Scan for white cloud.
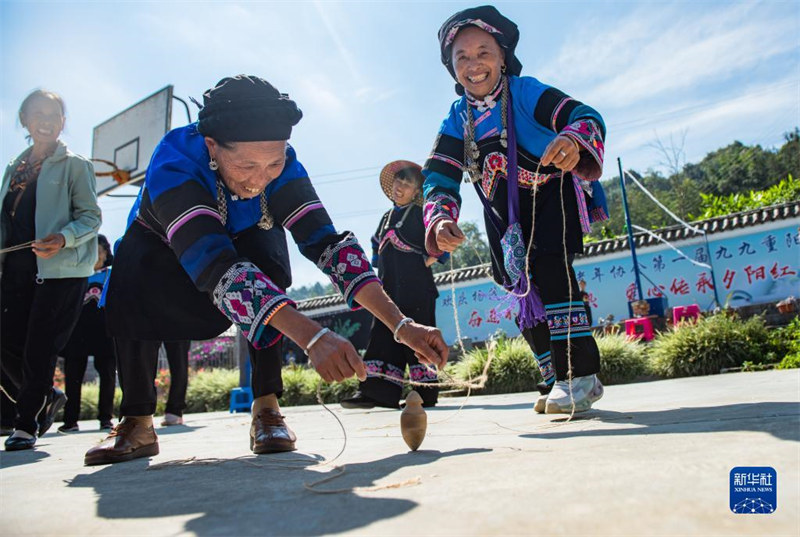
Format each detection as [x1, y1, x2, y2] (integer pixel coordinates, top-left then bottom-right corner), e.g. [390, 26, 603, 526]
[540, 2, 798, 108]
[604, 78, 799, 177]
[313, 0, 365, 87]
[294, 75, 346, 116]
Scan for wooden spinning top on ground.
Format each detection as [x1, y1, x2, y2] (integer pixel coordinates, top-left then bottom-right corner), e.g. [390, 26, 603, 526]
[400, 391, 427, 451]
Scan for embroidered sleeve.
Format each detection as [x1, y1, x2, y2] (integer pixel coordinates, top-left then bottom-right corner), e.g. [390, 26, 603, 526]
[531, 85, 605, 136]
[316, 232, 380, 308]
[212, 261, 294, 349]
[528, 82, 606, 181]
[560, 119, 605, 181]
[422, 191, 461, 257]
[422, 104, 468, 257]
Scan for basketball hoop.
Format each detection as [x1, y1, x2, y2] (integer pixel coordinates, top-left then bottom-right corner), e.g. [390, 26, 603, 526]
[91, 158, 132, 186]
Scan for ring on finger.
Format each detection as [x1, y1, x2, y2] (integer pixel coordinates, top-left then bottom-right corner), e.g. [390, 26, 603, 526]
[558, 149, 567, 158]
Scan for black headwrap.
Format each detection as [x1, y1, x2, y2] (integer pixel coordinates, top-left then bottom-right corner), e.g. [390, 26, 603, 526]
[97, 234, 113, 267]
[197, 75, 303, 142]
[438, 6, 522, 95]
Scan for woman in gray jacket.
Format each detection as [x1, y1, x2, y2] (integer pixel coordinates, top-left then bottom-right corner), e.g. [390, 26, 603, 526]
[1, 89, 101, 451]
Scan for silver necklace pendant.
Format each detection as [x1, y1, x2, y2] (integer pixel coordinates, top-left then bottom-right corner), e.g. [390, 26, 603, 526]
[464, 162, 481, 183]
[257, 215, 273, 230]
[470, 141, 480, 161]
[257, 191, 273, 230]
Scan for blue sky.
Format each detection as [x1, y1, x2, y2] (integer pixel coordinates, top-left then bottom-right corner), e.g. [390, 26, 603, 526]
[2, 0, 798, 287]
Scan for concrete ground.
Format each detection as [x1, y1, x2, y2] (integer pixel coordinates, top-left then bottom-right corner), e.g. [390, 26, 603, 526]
[1, 369, 798, 537]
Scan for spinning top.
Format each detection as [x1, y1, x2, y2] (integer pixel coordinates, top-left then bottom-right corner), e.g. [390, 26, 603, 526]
[400, 390, 427, 451]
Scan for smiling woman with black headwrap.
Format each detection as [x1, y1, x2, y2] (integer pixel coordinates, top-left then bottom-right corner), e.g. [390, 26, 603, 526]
[87, 75, 448, 466]
[424, 6, 610, 415]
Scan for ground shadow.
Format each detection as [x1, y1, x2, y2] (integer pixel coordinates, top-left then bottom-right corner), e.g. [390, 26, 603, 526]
[48, 429, 112, 437]
[150, 424, 205, 436]
[0, 447, 50, 469]
[519, 402, 799, 442]
[67, 447, 488, 536]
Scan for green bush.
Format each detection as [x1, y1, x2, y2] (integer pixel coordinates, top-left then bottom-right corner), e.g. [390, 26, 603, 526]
[649, 313, 776, 378]
[777, 354, 800, 370]
[280, 364, 358, 406]
[449, 333, 655, 392]
[447, 336, 542, 395]
[697, 175, 800, 220]
[57, 315, 797, 419]
[184, 369, 239, 413]
[54, 382, 123, 422]
[490, 337, 543, 393]
[775, 317, 800, 369]
[596, 333, 651, 385]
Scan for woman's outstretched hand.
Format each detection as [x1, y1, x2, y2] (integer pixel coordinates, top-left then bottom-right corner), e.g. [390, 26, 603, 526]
[395, 322, 449, 369]
[541, 135, 581, 172]
[306, 330, 368, 383]
[434, 220, 465, 252]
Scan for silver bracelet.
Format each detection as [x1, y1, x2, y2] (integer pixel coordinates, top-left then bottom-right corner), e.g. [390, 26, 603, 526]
[305, 327, 330, 356]
[393, 317, 414, 343]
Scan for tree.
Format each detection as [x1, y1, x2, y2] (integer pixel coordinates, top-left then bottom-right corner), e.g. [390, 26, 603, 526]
[691, 141, 778, 196]
[287, 281, 335, 301]
[586, 129, 799, 241]
[776, 128, 800, 181]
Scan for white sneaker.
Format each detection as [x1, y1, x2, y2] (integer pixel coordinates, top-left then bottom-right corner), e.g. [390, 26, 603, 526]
[545, 374, 603, 414]
[534, 394, 548, 414]
[160, 413, 184, 426]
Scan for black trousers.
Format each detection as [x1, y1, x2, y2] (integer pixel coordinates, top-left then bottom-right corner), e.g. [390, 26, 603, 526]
[162, 340, 189, 416]
[62, 301, 118, 424]
[0, 271, 87, 435]
[62, 350, 116, 424]
[1, 369, 16, 428]
[360, 296, 438, 407]
[115, 338, 283, 416]
[518, 254, 600, 383]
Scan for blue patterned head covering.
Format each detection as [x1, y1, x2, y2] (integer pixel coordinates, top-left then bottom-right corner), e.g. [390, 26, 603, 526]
[438, 6, 523, 95]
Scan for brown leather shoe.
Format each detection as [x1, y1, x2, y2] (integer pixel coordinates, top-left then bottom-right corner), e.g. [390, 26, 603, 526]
[84, 416, 159, 466]
[250, 409, 296, 454]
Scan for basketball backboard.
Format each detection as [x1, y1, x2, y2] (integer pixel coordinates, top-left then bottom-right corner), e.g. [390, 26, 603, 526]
[92, 85, 173, 196]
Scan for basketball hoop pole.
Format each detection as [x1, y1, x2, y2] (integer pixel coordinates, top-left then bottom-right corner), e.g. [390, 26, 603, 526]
[172, 95, 192, 124]
[619, 157, 644, 301]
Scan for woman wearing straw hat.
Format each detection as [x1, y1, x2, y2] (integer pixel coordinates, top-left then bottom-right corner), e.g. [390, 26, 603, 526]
[85, 76, 448, 466]
[341, 161, 445, 409]
[424, 6, 609, 414]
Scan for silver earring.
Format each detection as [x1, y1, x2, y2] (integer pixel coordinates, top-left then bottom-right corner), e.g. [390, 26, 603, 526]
[209, 158, 219, 171]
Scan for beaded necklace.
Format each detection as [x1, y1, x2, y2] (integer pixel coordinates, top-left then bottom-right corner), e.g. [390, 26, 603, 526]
[215, 179, 274, 231]
[462, 75, 508, 184]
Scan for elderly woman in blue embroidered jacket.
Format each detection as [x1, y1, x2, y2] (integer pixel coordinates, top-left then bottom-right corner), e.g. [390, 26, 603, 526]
[423, 7, 608, 414]
[85, 75, 448, 466]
